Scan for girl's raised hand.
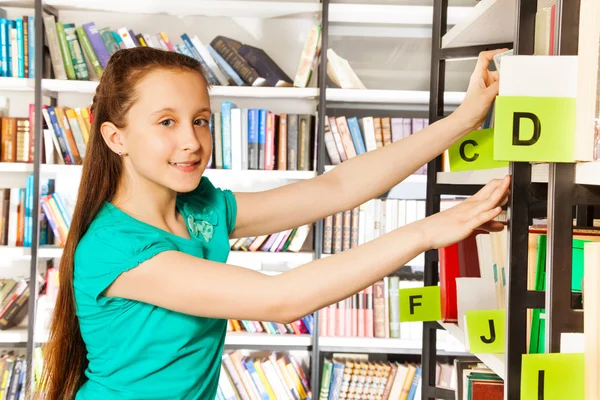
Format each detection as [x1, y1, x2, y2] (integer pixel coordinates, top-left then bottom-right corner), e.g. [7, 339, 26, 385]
[420, 175, 511, 250]
[453, 48, 508, 132]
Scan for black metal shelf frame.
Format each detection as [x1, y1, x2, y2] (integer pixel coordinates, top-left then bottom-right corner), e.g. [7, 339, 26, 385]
[422, 0, 592, 399]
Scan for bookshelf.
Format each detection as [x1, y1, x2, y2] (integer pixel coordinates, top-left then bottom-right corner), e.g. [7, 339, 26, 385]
[422, 0, 597, 399]
[1, 0, 474, 395]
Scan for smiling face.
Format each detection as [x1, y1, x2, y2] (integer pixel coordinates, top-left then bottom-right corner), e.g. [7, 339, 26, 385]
[117, 68, 213, 194]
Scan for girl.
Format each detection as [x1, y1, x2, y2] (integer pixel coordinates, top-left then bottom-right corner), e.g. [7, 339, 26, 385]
[40, 46, 509, 400]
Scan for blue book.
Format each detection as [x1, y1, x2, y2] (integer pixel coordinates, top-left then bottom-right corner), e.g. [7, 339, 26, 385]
[243, 360, 270, 400]
[39, 179, 49, 246]
[6, 20, 14, 77]
[207, 44, 246, 87]
[347, 117, 367, 155]
[247, 109, 259, 169]
[220, 101, 235, 169]
[15, 18, 24, 78]
[180, 33, 219, 86]
[407, 366, 421, 400]
[24, 174, 33, 247]
[27, 15, 34, 78]
[257, 109, 267, 170]
[52, 192, 72, 227]
[0, 19, 7, 77]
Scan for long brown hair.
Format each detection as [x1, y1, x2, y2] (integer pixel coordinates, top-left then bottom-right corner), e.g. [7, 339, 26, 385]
[38, 47, 208, 400]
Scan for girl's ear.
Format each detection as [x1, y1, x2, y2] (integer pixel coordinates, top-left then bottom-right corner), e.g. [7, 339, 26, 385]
[100, 122, 127, 156]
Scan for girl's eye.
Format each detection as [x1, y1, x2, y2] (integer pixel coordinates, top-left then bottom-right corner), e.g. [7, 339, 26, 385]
[160, 119, 175, 127]
[194, 118, 209, 127]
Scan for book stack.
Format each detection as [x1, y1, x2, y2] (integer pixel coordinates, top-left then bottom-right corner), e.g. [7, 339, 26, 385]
[319, 276, 423, 341]
[219, 351, 311, 400]
[42, 15, 320, 88]
[0, 14, 35, 78]
[322, 199, 426, 263]
[0, 176, 59, 248]
[320, 354, 422, 400]
[227, 315, 312, 337]
[229, 225, 311, 254]
[1, 109, 34, 164]
[209, 105, 316, 171]
[324, 116, 429, 175]
[0, 278, 29, 331]
[0, 351, 26, 399]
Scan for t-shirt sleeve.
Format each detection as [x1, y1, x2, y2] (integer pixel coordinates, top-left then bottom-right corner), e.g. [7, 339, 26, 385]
[74, 225, 178, 305]
[190, 176, 238, 235]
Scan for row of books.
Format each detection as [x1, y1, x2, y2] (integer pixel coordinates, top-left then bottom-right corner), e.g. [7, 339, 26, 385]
[42, 15, 320, 88]
[324, 116, 429, 175]
[0, 104, 92, 166]
[320, 355, 421, 400]
[0, 278, 29, 331]
[229, 225, 311, 254]
[0, 351, 25, 400]
[0, 177, 62, 248]
[220, 351, 311, 400]
[208, 105, 316, 172]
[0, 14, 35, 79]
[323, 199, 426, 267]
[226, 314, 313, 337]
[319, 278, 423, 341]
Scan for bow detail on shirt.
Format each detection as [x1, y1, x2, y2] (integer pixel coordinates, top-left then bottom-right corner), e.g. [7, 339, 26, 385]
[182, 203, 218, 243]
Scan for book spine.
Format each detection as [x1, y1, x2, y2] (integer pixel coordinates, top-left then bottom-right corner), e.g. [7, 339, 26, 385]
[99, 28, 120, 55]
[15, 18, 24, 78]
[82, 22, 110, 68]
[55, 22, 76, 80]
[257, 109, 267, 170]
[27, 15, 34, 78]
[247, 109, 259, 169]
[64, 25, 89, 80]
[180, 33, 219, 86]
[22, 17, 28, 78]
[0, 19, 7, 77]
[287, 114, 298, 170]
[207, 44, 246, 86]
[264, 112, 275, 170]
[221, 102, 233, 169]
[210, 36, 261, 86]
[76, 27, 103, 78]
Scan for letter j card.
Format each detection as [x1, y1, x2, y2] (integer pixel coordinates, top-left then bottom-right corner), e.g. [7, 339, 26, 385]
[465, 309, 505, 354]
[399, 286, 441, 322]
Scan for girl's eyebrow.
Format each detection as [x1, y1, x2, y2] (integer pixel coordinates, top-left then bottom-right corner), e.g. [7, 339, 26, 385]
[150, 107, 212, 116]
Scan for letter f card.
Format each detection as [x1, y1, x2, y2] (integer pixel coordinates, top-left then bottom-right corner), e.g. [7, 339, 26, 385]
[399, 286, 441, 322]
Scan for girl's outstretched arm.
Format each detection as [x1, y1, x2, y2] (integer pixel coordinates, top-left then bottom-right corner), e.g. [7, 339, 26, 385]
[106, 176, 509, 323]
[230, 49, 505, 239]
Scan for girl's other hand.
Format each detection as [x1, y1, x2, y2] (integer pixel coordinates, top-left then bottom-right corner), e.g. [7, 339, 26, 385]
[421, 175, 511, 250]
[453, 48, 508, 132]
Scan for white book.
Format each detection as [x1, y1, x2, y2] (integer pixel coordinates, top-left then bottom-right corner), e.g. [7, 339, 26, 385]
[191, 35, 230, 86]
[241, 108, 248, 170]
[230, 108, 243, 171]
[359, 117, 377, 152]
[116, 28, 137, 49]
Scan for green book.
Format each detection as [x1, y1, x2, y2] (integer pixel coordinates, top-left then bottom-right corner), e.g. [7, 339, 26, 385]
[55, 22, 76, 80]
[63, 23, 89, 80]
[75, 26, 103, 78]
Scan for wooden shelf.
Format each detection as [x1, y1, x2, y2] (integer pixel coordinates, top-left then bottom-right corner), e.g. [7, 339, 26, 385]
[0, 77, 34, 92]
[41, 78, 319, 99]
[326, 88, 465, 105]
[441, 0, 555, 49]
[224, 332, 312, 348]
[41, 0, 321, 18]
[438, 321, 505, 379]
[319, 336, 468, 356]
[437, 162, 600, 187]
[328, 4, 471, 25]
[0, 328, 28, 344]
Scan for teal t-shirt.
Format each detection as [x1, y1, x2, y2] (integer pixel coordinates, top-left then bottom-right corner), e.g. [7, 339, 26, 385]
[73, 177, 237, 400]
